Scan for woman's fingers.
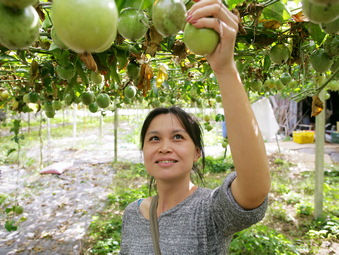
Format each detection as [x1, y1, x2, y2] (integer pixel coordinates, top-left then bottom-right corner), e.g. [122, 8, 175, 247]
[188, 1, 238, 32]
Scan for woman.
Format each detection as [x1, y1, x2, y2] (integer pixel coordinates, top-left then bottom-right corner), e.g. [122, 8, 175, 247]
[119, 0, 271, 254]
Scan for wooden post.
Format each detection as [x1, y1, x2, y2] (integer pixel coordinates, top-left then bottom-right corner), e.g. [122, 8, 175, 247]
[47, 117, 51, 162]
[314, 89, 325, 219]
[73, 104, 77, 149]
[28, 112, 30, 135]
[100, 114, 103, 138]
[114, 108, 118, 162]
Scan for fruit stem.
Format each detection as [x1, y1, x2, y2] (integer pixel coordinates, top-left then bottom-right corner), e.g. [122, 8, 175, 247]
[138, 0, 145, 11]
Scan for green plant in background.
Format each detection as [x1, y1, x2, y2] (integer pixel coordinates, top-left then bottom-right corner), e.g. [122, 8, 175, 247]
[283, 191, 302, 205]
[307, 216, 339, 239]
[296, 201, 314, 216]
[229, 224, 300, 255]
[2, 119, 27, 232]
[201, 155, 234, 173]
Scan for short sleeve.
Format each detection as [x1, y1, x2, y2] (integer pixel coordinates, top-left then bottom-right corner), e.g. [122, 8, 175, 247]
[210, 171, 268, 235]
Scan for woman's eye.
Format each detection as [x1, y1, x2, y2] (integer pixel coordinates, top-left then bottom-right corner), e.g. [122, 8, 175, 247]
[150, 136, 159, 141]
[174, 134, 183, 140]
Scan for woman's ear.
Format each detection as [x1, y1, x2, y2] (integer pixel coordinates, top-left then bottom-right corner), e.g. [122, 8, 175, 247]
[193, 147, 201, 162]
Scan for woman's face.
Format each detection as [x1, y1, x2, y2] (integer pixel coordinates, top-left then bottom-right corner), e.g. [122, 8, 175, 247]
[143, 113, 201, 182]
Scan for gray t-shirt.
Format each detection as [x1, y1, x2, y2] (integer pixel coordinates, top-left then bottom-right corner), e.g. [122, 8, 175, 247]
[119, 172, 268, 254]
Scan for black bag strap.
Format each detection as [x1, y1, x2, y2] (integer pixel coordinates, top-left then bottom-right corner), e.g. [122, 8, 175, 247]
[149, 195, 162, 255]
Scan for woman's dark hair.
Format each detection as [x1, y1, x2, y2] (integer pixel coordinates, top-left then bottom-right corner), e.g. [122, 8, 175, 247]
[140, 107, 205, 195]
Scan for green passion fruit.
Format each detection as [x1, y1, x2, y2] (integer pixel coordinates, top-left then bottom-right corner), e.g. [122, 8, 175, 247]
[280, 72, 292, 85]
[52, 100, 62, 110]
[331, 59, 339, 72]
[126, 62, 140, 81]
[328, 80, 339, 90]
[321, 17, 339, 34]
[310, 49, 333, 73]
[0, 90, 9, 100]
[302, 0, 339, 24]
[288, 79, 298, 88]
[51, 27, 68, 50]
[264, 78, 276, 89]
[56, 64, 76, 80]
[0, 0, 36, 9]
[89, 102, 99, 113]
[28, 91, 39, 103]
[184, 23, 220, 55]
[0, 4, 40, 50]
[324, 35, 339, 58]
[81, 91, 95, 105]
[269, 44, 290, 64]
[275, 79, 285, 90]
[45, 110, 56, 118]
[124, 85, 136, 99]
[96, 93, 110, 108]
[153, 0, 186, 37]
[310, 0, 339, 7]
[44, 101, 54, 111]
[90, 72, 103, 84]
[252, 80, 262, 91]
[117, 8, 149, 41]
[52, 0, 118, 53]
[15, 205, 24, 215]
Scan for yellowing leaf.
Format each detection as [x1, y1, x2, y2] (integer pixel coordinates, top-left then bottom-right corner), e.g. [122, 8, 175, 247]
[156, 64, 168, 88]
[263, 20, 281, 30]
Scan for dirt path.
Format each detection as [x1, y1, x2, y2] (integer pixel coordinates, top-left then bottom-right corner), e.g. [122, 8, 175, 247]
[1, 134, 339, 254]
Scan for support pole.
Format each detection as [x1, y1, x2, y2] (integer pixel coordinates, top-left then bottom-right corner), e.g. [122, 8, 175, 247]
[314, 89, 325, 219]
[114, 108, 118, 163]
[73, 104, 77, 149]
[100, 114, 103, 138]
[47, 117, 51, 162]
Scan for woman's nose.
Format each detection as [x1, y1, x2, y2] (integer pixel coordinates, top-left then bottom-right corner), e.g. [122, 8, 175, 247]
[158, 140, 172, 154]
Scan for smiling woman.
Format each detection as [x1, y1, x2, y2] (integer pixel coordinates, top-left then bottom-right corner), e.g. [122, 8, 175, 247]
[118, 0, 270, 254]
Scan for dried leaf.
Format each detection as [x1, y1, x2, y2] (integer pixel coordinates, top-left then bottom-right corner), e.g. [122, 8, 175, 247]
[35, 5, 45, 22]
[79, 52, 97, 73]
[145, 26, 163, 57]
[311, 95, 324, 117]
[263, 20, 281, 30]
[29, 60, 39, 86]
[292, 11, 308, 23]
[137, 64, 153, 97]
[172, 40, 189, 61]
[51, 81, 58, 99]
[232, 8, 247, 35]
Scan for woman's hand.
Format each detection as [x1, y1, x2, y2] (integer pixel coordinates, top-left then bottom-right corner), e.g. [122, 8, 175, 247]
[187, 0, 239, 75]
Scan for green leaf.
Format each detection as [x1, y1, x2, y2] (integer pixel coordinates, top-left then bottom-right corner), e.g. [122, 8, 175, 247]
[225, 0, 243, 8]
[262, 1, 291, 24]
[115, 0, 155, 12]
[5, 207, 13, 214]
[7, 148, 16, 156]
[264, 54, 271, 71]
[115, 47, 129, 71]
[5, 220, 17, 232]
[306, 23, 326, 45]
[109, 58, 122, 85]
